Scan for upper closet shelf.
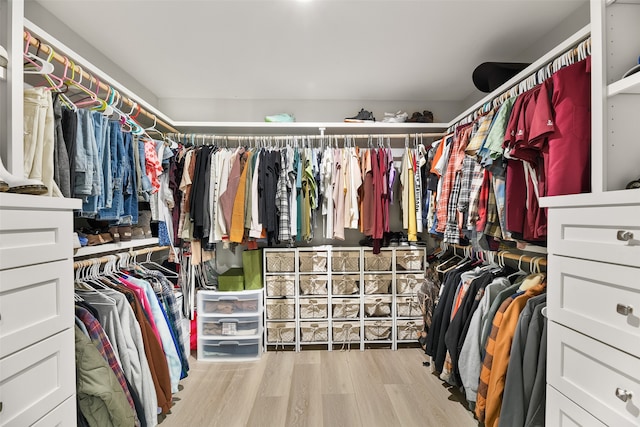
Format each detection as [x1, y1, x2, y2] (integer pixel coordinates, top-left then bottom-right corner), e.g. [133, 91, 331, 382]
[607, 71, 640, 96]
[173, 121, 449, 136]
[74, 238, 159, 258]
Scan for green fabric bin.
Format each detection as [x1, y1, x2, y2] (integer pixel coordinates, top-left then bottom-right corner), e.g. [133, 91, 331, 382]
[218, 268, 245, 291]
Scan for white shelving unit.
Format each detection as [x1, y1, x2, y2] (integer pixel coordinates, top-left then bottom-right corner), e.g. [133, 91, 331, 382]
[263, 246, 425, 352]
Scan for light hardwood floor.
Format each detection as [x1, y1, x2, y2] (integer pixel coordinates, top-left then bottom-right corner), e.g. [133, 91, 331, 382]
[158, 348, 478, 427]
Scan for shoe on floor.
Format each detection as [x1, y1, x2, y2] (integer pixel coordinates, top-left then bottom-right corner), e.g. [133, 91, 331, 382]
[0, 179, 8, 192]
[345, 108, 375, 123]
[381, 111, 408, 123]
[265, 113, 295, 123]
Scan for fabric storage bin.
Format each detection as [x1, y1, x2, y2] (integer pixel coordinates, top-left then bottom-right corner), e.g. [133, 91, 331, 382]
[363, 274, 392, 295]
[395, 250, 424, 271]
[299, 275, 328, 295]
[332, 321, 360, 343]
[364, 295, 392, 317]
[363, 251, 392, 271]
[199, 338, 261, 361]
[218, 268, 244, 291]
[299, 321, 329, 342]
[266, 322, 296, 344]
[265, 251, 295, 272]
[396, 273, 424, 294]
[299, 298, 328, 319]
[331, 274, 360, 295]
[364, 320, 392, 341]
[397, 296, 421, 317]
[265, 275, 295, 297]
[200, 316, 260, 337]
[332, 298, 360, 319]
[199, 290, 262, 316]
[397, 319, 423, 341]
[331, 251, 360, 272]
[299, 251, 328, 272]
[266, 299, 296, 320]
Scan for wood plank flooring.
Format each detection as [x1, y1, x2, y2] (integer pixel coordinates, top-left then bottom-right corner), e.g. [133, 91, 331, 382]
[158, 348, 478, 427]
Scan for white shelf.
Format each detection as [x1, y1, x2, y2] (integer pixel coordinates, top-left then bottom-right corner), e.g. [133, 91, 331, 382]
[73, 237, 159, 257]
[607, 71, 640, 96]
[173, 121, 449, 136]
[539, 189, 640, 208]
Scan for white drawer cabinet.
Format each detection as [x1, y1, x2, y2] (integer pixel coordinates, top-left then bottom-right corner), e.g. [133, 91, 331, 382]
[547, 386, 607, 427]
[0, 193, 80, 427]
[548, 322, 640, 427]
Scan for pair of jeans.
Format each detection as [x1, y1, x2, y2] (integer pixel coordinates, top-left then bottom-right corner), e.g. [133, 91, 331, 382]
[81, 111, 109, 216]
[74, 109, 99, 202]
[23, 87, 61, 197]
[121, 132, 138, 225]
[98, 121, 125, 222]
[52, 94, 71, 198]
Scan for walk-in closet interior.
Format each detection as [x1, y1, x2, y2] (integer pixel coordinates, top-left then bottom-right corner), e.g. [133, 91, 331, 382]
[1, 0, 639, 426]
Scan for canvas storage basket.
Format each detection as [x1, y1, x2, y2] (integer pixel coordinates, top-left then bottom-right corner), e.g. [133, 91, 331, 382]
[363, 274, 392, 295]
[397, 296, 421, 317]
[267, 322, 296, 344]
[396, 250, 424, 271]
[331, 274, 360, 295]
[332, 298, 360, 319]
[364, 251, 392, 271]
[364, 296, 392, 317]
[299, 252, 328, 272]
[397, 319, 424, 341]
[396, 273, 424, 294]
[364, 320, 392, 341]
[266, 275, 296, 297]
[300, 298, 328, 319]
[265, 251, 295, 272]
[300, 321, 329, 342]
[331, 251, 360, 272]
[332, 321, 360, 343]
[266, 299, 295, 320]
[299, 275, 328, 295]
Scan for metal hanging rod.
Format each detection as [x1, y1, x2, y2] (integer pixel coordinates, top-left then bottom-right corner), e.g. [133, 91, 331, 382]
[448, 243, 547, 270]
[167, 132, 445, 145]
[24, 31, 179, 135]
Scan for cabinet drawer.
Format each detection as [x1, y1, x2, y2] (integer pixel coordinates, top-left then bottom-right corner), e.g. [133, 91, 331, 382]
[547, 385, 607, 427]
[0, 260, 73, 358]
[0, 208, 73, 270]
[198, 290, 263, 316]
[548, 323, 640, 427]
[548, 204, 640, 267]
[197, 337, 261, 361]
[549, 255, 640, 356]
[31, 395, 76, 427]
[0, 329, 74, 427]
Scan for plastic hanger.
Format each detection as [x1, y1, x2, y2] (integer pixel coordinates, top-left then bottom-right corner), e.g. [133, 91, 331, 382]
[139, 250, 179, 278]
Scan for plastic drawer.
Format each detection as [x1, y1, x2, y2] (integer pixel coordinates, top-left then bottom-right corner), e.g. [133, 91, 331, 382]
[198, 290, 263, 316]
[198, 338, 261, 361]
[199, 316, 261, 338]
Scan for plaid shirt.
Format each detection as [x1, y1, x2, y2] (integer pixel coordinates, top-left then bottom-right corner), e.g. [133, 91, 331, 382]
[277, 150, 291, 242]
[456, 155, 476, 215]
[484, 177, 502, 239]
[465, 160, 485, 231]
[76, 306, 139, 423]
[466, 109, 496, 156]
[436, 125, 472, 233]
[444, 173, 462, 243]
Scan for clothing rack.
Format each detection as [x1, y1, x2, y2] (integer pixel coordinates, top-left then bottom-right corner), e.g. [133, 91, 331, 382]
[445, 243, 547, 270]
[73, 245, 171, 270]
[447, 25, 591, 133]
[23, 30, 179, 135]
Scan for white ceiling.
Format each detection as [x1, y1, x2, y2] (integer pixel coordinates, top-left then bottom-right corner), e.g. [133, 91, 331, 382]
[31, 0, 588, 118]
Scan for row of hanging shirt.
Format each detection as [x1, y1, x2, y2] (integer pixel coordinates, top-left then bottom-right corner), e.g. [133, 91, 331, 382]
[422, 51, 591, 250]
[74, 254, 188, 427]
[173, 135, 429, 252]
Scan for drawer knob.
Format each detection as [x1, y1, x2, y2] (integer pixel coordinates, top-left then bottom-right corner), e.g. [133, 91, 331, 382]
[616, 304, 633, 316]
[616, 230, 634, 242]
[615, 388, 633, 402]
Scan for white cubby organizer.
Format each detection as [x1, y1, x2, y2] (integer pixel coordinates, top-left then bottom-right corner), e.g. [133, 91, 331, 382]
[263, 246, 426, 351]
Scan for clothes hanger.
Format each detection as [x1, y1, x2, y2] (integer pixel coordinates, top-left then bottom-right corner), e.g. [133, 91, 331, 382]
[507, 254, 529, 282]
[138, 250, 179, 278]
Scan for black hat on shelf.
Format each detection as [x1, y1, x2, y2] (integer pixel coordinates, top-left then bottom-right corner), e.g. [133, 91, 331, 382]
[472, 62, 531, 93]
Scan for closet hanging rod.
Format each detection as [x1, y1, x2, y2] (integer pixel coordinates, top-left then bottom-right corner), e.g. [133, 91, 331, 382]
[73, 245, 171, 269]
[448, 244, 547, 269]
[167, 132, 445, 144]
[23, 31, 179, 135]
